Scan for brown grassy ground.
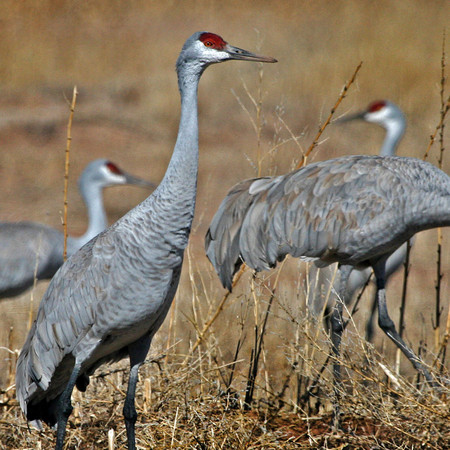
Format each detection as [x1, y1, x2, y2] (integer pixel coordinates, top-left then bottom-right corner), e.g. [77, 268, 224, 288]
[0, 0, 449, 448]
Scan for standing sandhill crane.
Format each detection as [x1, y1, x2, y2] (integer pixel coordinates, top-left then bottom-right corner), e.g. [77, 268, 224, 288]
[309, 100, 410, 342]
[16, 32, 276, 449]
[0, 159, 153, 299]
[206, 155, 449, 420]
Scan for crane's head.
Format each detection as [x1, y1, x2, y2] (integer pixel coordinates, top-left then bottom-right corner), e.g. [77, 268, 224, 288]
[337, 100, 406, 131]
[79, 159, 155, 192]
[176, 31, 277, 74]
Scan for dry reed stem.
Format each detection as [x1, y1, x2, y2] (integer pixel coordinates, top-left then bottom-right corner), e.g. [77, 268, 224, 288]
[295, 61, 363, 170]
[62, 85, 78, 261]
[426, 33, 450, 368]
[433, 34, 447, 355]
[422, 95, 450, 161]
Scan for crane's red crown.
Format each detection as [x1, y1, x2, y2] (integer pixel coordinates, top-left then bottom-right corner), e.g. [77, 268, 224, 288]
[199, 32, 227, 50]
[106, 161, 122, 175]
[368, 100, 386, 113]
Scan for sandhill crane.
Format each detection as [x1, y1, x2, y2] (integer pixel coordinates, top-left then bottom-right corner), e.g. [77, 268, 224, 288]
[0, 159, 153, 299]
[309, 100, 410, 342]
[16, 32, 276, 449]
[206, 154, 449, 420]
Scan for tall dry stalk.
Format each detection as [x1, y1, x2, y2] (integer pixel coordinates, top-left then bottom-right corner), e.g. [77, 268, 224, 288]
[295, 61, 363, 170]
[420, 33, 450, 374]
[433, 34, 449, 371]
[62, 86, 78, 261]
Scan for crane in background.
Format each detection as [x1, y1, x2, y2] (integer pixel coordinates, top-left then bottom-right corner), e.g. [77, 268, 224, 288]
[0, 159, 153, 299]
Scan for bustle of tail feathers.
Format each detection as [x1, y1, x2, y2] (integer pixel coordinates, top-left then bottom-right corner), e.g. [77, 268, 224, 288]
[25, 397, 60, 427]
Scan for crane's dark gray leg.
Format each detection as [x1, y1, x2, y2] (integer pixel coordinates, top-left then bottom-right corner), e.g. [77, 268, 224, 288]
[365, 294, 377, 342]
[123, 334, 152, 450]
[55, 362, 82, 450]
[330, 264, 353, 429]
[372, 260, 436, 388]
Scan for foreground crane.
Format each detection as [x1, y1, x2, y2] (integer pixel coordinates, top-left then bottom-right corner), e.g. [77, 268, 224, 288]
[0, 159, 153, 299]
[206, 154, 449, 421]
[309, 100, 410, 342]
[16, 32, 276, 449]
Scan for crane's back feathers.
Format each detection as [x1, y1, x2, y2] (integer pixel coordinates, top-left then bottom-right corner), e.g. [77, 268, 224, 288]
[206, 155, 450, 290]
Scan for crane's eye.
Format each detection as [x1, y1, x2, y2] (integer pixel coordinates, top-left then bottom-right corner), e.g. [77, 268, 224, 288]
[199, 33, 226, 50]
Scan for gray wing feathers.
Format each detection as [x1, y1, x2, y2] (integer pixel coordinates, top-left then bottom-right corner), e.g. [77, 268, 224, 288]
[206, 155, 450, 290]
[205, 178, 261, 290]
[16, 236, 106, 411]
[241, 157, 402, 265]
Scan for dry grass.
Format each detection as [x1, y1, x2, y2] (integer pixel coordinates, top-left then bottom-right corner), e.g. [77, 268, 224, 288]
[1, 296, 449, 448]
[0, 0, 449, 448]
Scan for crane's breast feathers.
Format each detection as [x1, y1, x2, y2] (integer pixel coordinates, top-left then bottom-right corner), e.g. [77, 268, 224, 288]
[25, 223, 183, 389]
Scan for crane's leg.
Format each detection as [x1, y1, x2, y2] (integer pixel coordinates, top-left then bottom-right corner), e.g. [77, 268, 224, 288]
[365, 294, 377, 343]
[55, 362, 82, 450]
[372, 260, 436, 388]
[124, 334, 152, 450]
[330, 264, 353, 429]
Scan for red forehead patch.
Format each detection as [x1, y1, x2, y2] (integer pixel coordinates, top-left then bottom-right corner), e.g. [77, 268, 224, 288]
[368, 100, 386, 113]
[199, 32, 227, 50]
[106, 161, 122, 175]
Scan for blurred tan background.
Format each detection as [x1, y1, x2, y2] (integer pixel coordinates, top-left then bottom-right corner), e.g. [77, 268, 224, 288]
[0, 0, 449, 386]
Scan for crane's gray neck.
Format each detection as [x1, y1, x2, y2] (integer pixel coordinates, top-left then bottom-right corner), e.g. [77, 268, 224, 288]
[379, 118, 405, 156]
[68, 182, 108, 255]
[157, 60, 203, 202]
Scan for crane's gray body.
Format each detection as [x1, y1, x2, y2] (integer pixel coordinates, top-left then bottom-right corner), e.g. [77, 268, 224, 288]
[206, 155, 450, 290]
[16, 32, 276, 442]
[0, 159, 151, 299]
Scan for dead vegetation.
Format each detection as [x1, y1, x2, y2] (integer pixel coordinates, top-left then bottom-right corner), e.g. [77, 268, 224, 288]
[1, 291, 449, 449]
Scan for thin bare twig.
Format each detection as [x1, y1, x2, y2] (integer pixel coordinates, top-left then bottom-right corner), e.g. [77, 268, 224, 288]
[422, 95, 450, 161]
[62, 86, 78, 261]
[295, 61, 363, 169]
[432, 32, 448, 370]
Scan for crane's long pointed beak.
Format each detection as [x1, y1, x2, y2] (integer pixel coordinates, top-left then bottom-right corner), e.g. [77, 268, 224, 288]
[226, 44, 277, 63]
[123, 172, 156, 189]
[335, 111, 366, 124]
